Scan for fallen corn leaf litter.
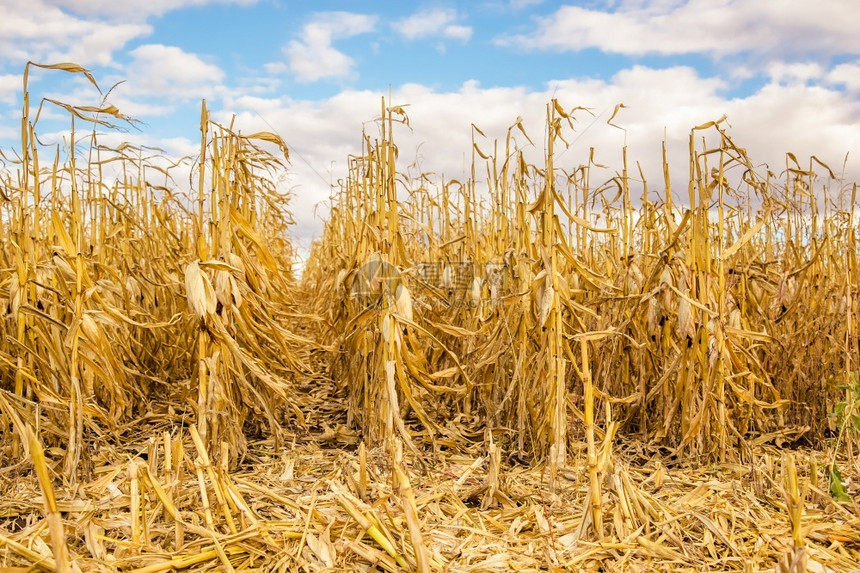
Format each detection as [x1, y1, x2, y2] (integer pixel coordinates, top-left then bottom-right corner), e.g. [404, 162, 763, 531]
[0, 404, 858, 572]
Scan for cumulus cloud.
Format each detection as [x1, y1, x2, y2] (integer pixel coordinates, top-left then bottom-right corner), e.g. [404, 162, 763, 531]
[504, 0, 860, 59]
[0, 74, 19, 105]
[766, 62, 826, 85]
[284, 12, 377, 83]
[0, 0, 150, 67]
[46, 0, 257, 20]
[0, 0, 258, 69]
[829, 60, 860, 92]
[0, 121, 16, 142]
[125, 44, 225, 100]
[393, 8, 473, 42]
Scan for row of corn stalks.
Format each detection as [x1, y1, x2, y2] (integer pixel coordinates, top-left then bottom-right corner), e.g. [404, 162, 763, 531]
[303, 98, 859, 476]
[0, 64, 308, 479]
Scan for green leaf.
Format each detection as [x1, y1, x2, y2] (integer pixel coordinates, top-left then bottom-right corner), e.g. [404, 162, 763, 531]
[829, 465, 851, 502]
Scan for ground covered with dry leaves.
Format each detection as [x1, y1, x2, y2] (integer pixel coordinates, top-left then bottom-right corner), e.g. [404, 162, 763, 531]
[1, 374, 858, 573]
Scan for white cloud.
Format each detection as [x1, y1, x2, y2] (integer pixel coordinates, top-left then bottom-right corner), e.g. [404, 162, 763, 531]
[46, 0, 257, 20]
[0, 74, 19, 105]
[766, 62, 825, 85]
[829, 61, 860, 92]
[0, 0, 257, 69]
[264, 61, 289, 75]
[505, 0, 860, 59]
[125, 44, 225, 100]
[49, 23, 151, 67]
[444, 25, 474, 42]
[284, 12, 377, 83]
[287, 43, 353, 84]
[394, 8, 473, 42]
[0, 124, 15, 141]
[0, 0, 150, 67]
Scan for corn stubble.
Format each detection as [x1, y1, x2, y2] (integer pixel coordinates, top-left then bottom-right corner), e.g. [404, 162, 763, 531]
[0, 64, 858, 571]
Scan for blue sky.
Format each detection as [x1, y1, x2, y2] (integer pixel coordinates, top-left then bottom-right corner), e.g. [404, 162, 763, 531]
[1, 0, 858, 249]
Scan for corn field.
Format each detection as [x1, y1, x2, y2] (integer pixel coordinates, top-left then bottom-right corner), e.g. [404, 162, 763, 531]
[1, 64, 858, 572]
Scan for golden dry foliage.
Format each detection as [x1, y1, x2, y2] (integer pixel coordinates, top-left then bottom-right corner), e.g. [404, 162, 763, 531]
[0, 64, 309, 474]
[1, 64, 859, 572]
[306, 101, 859, 468]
